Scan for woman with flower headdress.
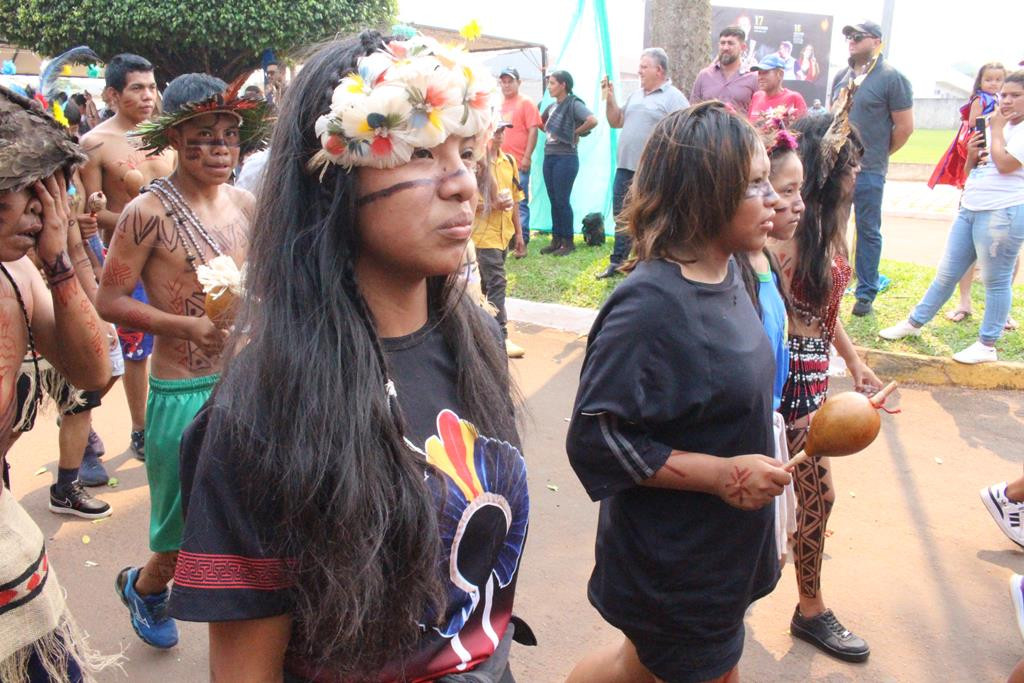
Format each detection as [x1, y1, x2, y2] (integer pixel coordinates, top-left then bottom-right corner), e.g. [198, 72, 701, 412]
[166, 32, 531, 681]
[766, 112, 882, 663]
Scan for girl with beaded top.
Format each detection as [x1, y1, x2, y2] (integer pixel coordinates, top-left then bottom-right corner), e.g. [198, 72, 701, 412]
[166, 32, 531, 681]
[766, 112, 882, 663]
[95, 73, 266, 651]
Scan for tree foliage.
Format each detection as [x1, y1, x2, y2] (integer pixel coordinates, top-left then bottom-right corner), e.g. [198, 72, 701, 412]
[0, 0, 397, 84]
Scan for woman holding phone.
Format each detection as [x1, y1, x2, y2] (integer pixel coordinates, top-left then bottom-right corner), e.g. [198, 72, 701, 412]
[880, 70, 1024, 364]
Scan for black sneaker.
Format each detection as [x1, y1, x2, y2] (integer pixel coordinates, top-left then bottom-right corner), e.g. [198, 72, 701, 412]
[851, 299, 873, 316]
[130, 429, 145, 462]
[790, 606, 869, 662]
[49, 481, 112, 519]
[595, 264, 622, 280]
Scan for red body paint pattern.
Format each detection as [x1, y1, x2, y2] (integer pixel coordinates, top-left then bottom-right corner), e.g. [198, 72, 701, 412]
[0, 304, 21, 410]
[726, 466, 752, 505]
[78, 296, 106, 359]
[121, 308, 153, 332]
[101, 257, 134, 288]
[662, 461, 688, 480]
[163, 280, 186, 316]
[51, 276, 80, 309]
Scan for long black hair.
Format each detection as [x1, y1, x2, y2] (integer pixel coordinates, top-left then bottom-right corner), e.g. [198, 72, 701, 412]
[212, 31, 517, 676]
[789, 113, 862, 317]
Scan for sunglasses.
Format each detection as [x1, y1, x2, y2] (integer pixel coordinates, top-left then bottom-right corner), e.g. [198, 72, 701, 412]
[846, 33, 871, 43]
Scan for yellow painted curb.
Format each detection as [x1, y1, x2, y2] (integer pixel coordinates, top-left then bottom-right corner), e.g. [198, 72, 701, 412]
[855, 346, 1024, 391]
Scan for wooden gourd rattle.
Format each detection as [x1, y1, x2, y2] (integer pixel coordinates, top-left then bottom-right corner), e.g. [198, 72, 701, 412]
[122, 169, 145, 198]
[786, 381, 898, 469]
[87, 191, 106, 218]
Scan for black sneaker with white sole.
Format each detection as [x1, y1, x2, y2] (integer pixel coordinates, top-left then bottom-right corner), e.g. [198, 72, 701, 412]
[49, 481, 112, 519]
[790, 606, 870, 662]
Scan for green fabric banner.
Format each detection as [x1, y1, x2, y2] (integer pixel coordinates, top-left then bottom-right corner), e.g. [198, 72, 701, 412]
[528, 0, 619, 235]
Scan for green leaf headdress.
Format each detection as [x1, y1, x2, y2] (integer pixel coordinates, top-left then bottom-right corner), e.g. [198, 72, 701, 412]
[133, 78, 270, 156]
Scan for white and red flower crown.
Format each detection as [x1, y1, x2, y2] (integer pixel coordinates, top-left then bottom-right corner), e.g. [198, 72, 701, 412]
[310, 34, 496, 172]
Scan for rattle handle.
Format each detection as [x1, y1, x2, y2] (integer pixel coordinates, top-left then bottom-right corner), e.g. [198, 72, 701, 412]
[869, 381, 898, 407]
[785, 451, 811, 471]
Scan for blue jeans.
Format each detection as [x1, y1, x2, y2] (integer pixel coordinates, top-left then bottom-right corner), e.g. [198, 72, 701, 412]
[853, 171, 886, 302]
[910, 204, 1024, 344]
[609, 168, 635, 266]
[543, 154, 579, 241]
[518, 168, 531, 244]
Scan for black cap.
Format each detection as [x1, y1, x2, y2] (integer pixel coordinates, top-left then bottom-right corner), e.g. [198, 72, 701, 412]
[495, 121, 513, 130]
[499, 67, 520, 80]
[842, 21, 882, 39]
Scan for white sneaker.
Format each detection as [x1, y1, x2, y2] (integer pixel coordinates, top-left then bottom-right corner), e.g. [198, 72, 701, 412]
[952, 341, 997, 364]
[1010, 574, 1024, 645]
[980, 483, 1024, 548]
[878, 319, 921, 340]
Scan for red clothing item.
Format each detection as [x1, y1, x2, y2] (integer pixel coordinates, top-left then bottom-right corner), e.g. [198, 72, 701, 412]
[748, 88, 808, 123]
[500, 94, 542, 163]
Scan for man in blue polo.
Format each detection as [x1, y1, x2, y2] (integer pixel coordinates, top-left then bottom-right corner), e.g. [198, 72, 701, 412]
[596, 48, 688, 279]
[830, 20, 914, 316]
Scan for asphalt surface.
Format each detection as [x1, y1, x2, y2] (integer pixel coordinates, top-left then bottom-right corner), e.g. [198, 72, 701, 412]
[6, 322, 1024, 682]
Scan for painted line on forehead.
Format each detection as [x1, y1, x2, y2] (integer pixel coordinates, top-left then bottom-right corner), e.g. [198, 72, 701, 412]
[355, 168, 469, 207]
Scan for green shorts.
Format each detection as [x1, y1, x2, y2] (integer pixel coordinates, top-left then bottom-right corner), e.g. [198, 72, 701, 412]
[145, 373, 218, 553]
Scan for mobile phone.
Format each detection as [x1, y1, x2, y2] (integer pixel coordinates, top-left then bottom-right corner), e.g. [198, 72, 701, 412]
[975, 117, 987, 146]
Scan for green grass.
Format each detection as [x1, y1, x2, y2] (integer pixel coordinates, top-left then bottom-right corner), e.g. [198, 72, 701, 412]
[841, 258, 1024, 362]
[889, 129, 956, 165]
[508, 238, 1024, 362]
[506, 233, 624, 309]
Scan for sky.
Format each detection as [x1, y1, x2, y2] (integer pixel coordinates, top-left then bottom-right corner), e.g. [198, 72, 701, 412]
[397, 0, 1024, 96]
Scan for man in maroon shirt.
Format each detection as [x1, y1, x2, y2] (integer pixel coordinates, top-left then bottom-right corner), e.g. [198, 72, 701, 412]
[748, 54, 808, 124]
[690, 26, 758, 115]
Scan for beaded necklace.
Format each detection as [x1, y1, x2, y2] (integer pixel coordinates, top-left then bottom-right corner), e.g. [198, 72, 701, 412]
[147, 177, 225, 270]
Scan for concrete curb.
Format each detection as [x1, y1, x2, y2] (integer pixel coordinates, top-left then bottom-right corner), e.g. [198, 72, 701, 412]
[855, 346, 1024, 391]
[508, 297, 1024, 391]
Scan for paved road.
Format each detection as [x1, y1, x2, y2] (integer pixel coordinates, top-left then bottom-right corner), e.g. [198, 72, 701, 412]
[6, 323, 1023, 682]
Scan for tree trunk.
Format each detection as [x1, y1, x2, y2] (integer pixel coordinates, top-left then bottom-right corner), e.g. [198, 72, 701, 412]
[646, 0, 711, 97]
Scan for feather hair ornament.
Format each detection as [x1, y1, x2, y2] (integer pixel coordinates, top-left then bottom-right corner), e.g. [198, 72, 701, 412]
[817, 47, 882, 189]
[39, 46, 101, 102]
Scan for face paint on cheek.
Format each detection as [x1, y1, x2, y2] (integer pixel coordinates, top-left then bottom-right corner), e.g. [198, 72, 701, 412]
[184, 147, 202, 161]
[356, 167, 471, 207]
[356, 177, 437, 207]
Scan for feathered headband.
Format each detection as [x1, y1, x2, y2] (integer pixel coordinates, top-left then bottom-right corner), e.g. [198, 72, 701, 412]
[133, 82, 270, 155]
[0, 85, 88, 193]
[309, 34, 496, 173]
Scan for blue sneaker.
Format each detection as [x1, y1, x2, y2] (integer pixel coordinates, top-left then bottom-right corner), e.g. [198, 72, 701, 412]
[88, 429, 106, 456]
[78, 449, 109, 487]
[115, 566, 179, 648]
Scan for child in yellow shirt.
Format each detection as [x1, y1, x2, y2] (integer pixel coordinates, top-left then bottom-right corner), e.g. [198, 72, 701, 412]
[473, 121, 527, 358]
